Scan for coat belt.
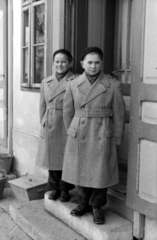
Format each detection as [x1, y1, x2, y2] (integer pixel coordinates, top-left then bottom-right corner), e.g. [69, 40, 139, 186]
[46, 107, 63, 110]
[75, 109, 112, 118]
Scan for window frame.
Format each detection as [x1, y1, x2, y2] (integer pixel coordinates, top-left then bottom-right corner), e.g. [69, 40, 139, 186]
[21, 5, 31, 88]
[21, 0, 50, 91]
[31, 0, 46, 88]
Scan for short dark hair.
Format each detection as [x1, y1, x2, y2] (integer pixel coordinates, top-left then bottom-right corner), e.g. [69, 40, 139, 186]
[53, 49, 73, 62]
[80, 47, 103, 61]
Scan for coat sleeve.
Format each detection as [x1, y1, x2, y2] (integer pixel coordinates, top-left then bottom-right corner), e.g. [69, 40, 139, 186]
[113, 81, 126, 146]
[39, 80, 46, 125]
[63, 81, 75, 131]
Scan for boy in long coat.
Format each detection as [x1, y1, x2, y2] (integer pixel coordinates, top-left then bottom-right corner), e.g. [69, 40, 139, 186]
[36, 49, 75, 202]
[62, 47, 125, 224]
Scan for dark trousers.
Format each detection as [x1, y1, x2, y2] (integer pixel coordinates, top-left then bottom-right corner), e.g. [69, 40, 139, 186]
[77, 186, 107, 207]
[47, 170, 74, 192]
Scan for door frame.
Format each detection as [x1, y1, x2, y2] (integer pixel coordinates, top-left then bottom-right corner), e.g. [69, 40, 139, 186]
[0, 0, 13, 154]
[7, 0, 13, 155]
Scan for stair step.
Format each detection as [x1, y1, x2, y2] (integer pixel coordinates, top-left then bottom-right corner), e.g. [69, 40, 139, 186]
[45, 191, 133, 240]
[9, 199, 85, 240]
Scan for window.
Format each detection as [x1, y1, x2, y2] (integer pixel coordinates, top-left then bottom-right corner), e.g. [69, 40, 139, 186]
[21, 0, 52, 90]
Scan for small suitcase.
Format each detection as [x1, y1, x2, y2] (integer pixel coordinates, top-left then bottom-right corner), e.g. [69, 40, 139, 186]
[9, 174, 47, 201]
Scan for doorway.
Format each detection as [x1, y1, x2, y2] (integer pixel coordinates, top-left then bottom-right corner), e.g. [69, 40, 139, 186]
[64, 0, 133, 220]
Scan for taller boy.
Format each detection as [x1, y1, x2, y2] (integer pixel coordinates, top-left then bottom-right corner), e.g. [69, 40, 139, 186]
[62, 47, 125, 224]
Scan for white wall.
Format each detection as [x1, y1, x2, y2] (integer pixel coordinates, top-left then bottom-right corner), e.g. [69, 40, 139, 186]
[12, 0, 64, 177]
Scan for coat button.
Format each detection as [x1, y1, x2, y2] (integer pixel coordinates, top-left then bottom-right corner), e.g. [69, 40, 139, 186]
[81, 106, 85, 109]
[98, 137, 101, 140]
[98, 122, 102, 125]
[49, 112, 53, 116]
[81, 121, 85, 125]
[99, 106, 103, 109]
[82, 136, 85, 140]
[49, 126, 52, 129]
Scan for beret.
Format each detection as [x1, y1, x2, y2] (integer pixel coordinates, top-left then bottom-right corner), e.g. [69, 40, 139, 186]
[53, 49, 73, 62]
[80, 46, 103, 61]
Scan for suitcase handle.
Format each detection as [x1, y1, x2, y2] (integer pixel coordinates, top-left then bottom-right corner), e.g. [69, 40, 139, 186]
[37, 188, 45, 193]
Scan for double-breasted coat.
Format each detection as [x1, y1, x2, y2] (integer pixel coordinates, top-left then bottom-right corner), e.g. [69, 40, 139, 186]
[62, 72, 125, 189]
[36, 71, 76, 170]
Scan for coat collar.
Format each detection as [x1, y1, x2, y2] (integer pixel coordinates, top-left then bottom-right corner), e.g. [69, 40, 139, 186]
[46, 71, 74, 101]
[77, 72, 110, 106]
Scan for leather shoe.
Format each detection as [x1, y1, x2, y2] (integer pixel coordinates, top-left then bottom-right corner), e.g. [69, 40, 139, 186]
[60, 191, 70, 202]
[70, 204, 88, 216]
[92, 207, 104, 224]
[48, 190, 60, 200]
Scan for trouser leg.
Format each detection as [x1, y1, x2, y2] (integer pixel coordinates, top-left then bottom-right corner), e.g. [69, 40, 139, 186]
[47, 170, 62, 191]
[59, 179, 74, 192]
[77, 186, 91, 205]
[77, 186, 107, 207]
[89, 188, 107, 207]
[47, 170, 74, 192]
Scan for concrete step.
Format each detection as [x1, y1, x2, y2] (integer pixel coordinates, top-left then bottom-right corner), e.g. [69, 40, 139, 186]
[9, 199, 85, 240]
[45, 191, 133, 240]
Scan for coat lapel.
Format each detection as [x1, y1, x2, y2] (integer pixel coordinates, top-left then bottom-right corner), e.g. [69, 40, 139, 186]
[77, 72, 92, 97]
[47, 71, 73, 101]
[80, 72, 110, 106]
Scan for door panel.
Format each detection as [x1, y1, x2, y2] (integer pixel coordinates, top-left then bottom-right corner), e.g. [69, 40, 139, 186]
[0, 0, 7, 147]
[127, 0, 157, 219]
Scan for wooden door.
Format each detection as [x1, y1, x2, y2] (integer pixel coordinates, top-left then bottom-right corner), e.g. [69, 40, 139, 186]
[127, 0, 157, 219]
[0, 0, 8, 148]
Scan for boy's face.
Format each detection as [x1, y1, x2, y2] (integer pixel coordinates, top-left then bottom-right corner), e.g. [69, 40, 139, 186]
[53, 53, 72, 74]
[81, 53, 103, 76]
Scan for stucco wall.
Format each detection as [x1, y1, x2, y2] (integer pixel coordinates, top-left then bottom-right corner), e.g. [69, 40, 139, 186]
[12, 0, 64, 177]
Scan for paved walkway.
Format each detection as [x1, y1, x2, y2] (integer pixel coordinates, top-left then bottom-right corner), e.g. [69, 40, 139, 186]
[0, 187, 32, 240]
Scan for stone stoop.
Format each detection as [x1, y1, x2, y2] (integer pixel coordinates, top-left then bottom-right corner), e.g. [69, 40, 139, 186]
[44, 191, 133, 240]
[9, 199, 85, 240]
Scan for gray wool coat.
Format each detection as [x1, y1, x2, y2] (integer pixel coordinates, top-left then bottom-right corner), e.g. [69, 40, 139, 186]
[36, 71, 77, 170]
[62, 72, 125, 189]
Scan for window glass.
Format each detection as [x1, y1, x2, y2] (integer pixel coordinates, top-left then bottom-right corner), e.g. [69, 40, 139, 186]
[34, 46, 44, 83]
[24, 10, 29, 46]
[23, 48, 29, 83]
[34, 4, 45, 44]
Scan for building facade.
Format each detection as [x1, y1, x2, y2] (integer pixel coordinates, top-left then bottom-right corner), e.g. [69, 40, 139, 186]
[0, 0, 157, 239]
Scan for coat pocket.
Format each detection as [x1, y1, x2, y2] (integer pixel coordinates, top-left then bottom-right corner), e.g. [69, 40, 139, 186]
[104, 129, 115, 156]
[66, 128, 78, 154]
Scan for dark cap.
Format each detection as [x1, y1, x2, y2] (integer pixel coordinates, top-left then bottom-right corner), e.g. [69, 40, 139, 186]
[53, 49, 73, 62]
[80, 46, 103, 61]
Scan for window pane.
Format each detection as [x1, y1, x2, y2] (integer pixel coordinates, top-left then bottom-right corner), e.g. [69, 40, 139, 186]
[34, 4, 45, 44]
[34, 46, 44, 83]
[23, 48, 29, 83]
[23, 9, 29, 46]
